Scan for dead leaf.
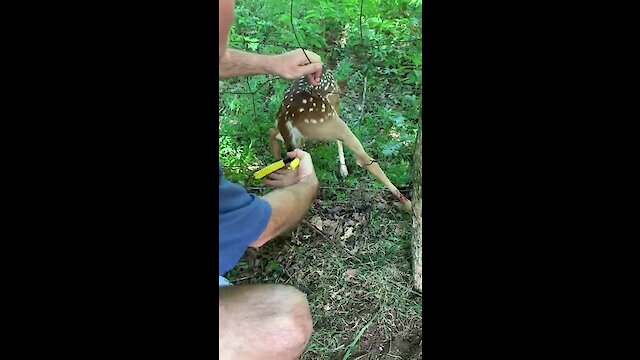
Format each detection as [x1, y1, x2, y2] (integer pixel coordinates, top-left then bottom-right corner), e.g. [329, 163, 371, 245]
[340, 226, 354, 240]
[331, 288, 344, 298]
[310, 215, 323, 231]
[323, 220, 339, 236]
[344, 268, 358, 281]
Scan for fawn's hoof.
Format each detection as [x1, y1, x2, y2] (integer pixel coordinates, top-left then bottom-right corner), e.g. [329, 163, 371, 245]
[394, 200, 413, 213]
[339, 164, 349, 177]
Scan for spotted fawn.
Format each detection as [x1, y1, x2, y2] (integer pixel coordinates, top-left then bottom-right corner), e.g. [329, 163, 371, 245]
[268, 69, 412, 212]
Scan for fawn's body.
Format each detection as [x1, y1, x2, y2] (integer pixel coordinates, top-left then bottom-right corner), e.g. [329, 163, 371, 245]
[268, 69, 412, 212]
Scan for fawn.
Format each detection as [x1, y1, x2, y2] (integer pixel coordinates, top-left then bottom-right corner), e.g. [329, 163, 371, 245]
[268, 69, 412, 213]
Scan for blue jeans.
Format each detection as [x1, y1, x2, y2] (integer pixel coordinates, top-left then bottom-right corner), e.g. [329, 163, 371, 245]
[219, 276, 232, 287]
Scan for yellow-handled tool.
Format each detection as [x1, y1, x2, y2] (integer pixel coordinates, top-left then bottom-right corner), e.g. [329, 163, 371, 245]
[254, 157, 301, 179]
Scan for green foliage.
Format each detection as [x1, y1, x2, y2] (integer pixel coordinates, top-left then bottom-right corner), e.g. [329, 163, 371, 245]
[220, 0, 422, 192]
[220, 4, 422, 357]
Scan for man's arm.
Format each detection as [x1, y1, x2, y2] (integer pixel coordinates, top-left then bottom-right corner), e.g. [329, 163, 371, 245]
[251, 180, 317, 248]
[250, 149, 318, 248]
[219, 49, 323, 85]
[219, 49, 273, 79]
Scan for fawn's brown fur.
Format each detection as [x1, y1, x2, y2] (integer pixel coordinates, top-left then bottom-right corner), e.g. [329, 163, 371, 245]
[268, 69, 411, 212]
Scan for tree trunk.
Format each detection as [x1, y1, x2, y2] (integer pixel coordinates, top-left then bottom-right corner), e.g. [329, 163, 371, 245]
[411, 124, 423, 292]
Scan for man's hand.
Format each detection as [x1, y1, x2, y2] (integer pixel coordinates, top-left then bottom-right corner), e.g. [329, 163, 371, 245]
[263, 149, 318, 188]
[267, 49, 323, 86]
[251, 149, 318, 248]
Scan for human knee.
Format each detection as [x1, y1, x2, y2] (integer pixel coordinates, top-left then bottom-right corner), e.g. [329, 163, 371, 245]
[269, 286, 313, 354]
[280, 286, 313, 337]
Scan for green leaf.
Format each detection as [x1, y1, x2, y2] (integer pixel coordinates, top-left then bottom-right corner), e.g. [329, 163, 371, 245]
[393, 115, 406, 127]
[381, 141, 402, 157]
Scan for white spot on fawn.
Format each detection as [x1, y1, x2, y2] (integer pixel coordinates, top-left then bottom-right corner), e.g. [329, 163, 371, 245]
[305, 119, 309, 123]
[299, 108, 304, 112]
[311, 119, 317, 124]
[302, 99, 307, 104]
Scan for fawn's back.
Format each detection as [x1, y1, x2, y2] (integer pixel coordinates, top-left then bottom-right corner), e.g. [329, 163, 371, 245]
[274, 70, 343, 151]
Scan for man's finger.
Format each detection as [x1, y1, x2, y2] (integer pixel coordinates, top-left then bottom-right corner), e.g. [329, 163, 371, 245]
[306, 66, 322, 86]
[296, 63, 323, 80]
[266, 172, 285, 180]
[307, 73, 318, 86]
[262, 178, 281, 187]
[287, 149, 307, 160]
[313, 68, 322, 82]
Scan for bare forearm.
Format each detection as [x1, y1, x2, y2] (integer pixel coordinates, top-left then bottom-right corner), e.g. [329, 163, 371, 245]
[251, 180, 318, 247]
[219, 49, 275, 79]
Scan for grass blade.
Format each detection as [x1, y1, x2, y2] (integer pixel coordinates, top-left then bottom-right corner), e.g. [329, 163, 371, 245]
[342, 312, 379, 360]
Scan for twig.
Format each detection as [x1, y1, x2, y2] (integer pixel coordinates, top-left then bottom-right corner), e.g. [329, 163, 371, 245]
[232, 275, 255, 282]
[252, 77, 277, 94]
[219, 91, 255, 95]
[359, 0, 365, 46]
[219, 77, 278, 96]
[290, 0, 312, 64]
[383, 37, 422, 45]
[228, 40, 292, 49]
[302, 220, 332, 241]
[359, 75, 367, 124]
[245, 77, 262, 134]
[389, 280, 423, 297]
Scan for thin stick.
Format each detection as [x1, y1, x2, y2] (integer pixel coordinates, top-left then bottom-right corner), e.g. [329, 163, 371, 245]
[244, 77, 264, 135]
[302, 220, 332, 241]
[360, 75, 367, 124]
[219, 77, 277, 96]
[290, 0, 312, 64]
[359, 0, 364, 46]
[232, 275, 255, 282]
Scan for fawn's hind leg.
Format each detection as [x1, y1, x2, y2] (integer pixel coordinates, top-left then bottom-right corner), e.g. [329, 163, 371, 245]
[337, 140, 348, 177]
[329, 117, 412, 212]
[268, 128, 283, 160]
